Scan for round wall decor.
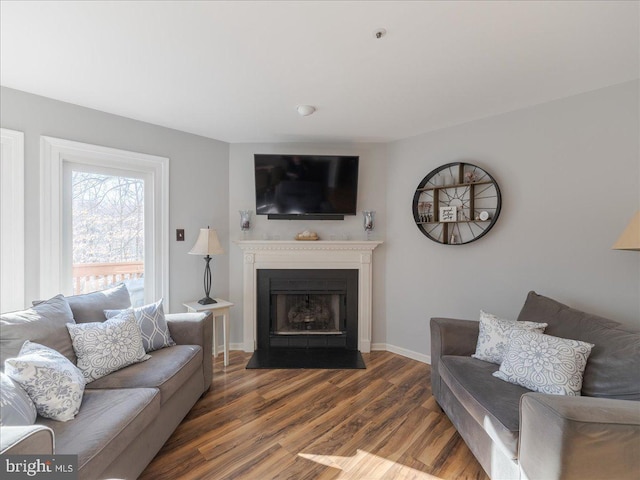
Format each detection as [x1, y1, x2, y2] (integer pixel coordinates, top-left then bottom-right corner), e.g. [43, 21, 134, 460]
[412, 162, 501, 245]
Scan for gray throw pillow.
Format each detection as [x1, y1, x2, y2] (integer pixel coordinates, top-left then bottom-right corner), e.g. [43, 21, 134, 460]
[0, 372, 37, 426]
[66, 310, 149, 383]
[65, 283, 131, 324]
[5, 341, 85, 422]
[104, 299, 175, 352]
[0, 294, 77, 366]
[493, 330, 594, 396]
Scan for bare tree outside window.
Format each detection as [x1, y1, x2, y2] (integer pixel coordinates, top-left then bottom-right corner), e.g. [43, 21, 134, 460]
[71, 171, 145, 303]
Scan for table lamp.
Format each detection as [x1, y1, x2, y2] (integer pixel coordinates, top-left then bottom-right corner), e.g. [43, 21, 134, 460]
[189, 228, 224, 304]
[612, 211, 640, 251]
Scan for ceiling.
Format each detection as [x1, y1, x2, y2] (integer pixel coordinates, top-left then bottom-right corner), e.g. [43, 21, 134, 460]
[1, 1, 638, 144]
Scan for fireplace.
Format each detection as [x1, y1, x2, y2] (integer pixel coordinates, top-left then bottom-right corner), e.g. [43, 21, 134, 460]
[257, 269, 358, 350]
[236, 240, 382, 354]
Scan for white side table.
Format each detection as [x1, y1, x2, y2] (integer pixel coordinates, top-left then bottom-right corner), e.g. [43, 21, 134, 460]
[183, 299, 234, 366]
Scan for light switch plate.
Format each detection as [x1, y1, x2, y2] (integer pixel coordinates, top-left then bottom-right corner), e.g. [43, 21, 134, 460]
[176, 229, 185, 241]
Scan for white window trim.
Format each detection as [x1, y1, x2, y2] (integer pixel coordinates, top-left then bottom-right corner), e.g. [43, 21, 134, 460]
[0, 128, 25, 311]
[40, 136, 169, 307]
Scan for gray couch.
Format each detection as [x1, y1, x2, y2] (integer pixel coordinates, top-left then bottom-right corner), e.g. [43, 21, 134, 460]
[0, 286, 212, 479]
[430, 291, 640, 480]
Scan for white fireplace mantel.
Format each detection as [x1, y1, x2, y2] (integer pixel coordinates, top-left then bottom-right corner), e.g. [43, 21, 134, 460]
[234, 240, 383, 352]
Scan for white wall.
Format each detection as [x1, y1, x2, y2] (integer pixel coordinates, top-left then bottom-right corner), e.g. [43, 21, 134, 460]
[386, 81, 640, 359]
[228, 142, 388, 348]
[0, 87, 230, 312]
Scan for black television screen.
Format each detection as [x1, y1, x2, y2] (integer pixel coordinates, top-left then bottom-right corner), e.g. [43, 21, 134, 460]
[254, 154, 359, 218]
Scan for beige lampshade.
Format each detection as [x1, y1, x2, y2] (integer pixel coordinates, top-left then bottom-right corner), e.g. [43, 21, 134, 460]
[189, 228, 224, 256]
[612, 211, 640, 251]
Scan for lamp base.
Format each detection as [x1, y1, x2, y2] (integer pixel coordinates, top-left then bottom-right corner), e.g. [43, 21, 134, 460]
[198, 296, 218, 305]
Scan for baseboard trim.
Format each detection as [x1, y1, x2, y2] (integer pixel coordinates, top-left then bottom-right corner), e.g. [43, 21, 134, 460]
[217, 343, 245, 353]
[371, 343, 431, 365]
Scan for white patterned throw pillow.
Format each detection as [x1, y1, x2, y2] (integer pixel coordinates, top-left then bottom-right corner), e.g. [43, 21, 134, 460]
[472, 311, 547, 365]
[104, 299, 175, 352]
[0, 372, 37, 426]
[66, 310, 150, 383]
[4, 341, 85, 422]
[493, 330, 594, 396]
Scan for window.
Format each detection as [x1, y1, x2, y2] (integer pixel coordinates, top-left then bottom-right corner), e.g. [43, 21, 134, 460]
[41, 136, 168, 307]
[0, 128, 25, 312]
[65, 166, 147, 306]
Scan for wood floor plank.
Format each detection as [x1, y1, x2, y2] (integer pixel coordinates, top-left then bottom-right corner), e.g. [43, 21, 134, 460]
[277, 378, 390, 454]
[139, 350, 489, 480]
[404, 413, 458, 469]
[433, 436, 487, 480]
[381, 453, 439, 480]
[373, 409, 439, 464]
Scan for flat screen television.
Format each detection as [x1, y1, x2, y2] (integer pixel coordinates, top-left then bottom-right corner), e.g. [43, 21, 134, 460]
[254, 154, 359, 219]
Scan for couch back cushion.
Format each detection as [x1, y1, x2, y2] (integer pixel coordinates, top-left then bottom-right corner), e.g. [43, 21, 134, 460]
[65, 284, 131, 323]
[517, 291, 640, 400]
[0, 295, 77, 366]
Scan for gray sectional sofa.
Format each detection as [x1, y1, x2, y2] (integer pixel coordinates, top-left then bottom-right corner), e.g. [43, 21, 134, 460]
[1, 286, 212, 479]
[430, 291, 640, 480]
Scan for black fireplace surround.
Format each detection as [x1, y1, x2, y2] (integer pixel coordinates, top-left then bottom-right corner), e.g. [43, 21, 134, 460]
[256, 269, 359, 351]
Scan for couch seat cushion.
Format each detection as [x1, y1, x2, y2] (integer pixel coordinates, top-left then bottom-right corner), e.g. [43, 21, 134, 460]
[86, 345, 202, 405]
[39, 387, 159, 478]
[440, 355, 531, 459]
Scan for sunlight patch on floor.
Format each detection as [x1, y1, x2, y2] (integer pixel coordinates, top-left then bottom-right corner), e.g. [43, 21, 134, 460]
[299, 449, 443, 479]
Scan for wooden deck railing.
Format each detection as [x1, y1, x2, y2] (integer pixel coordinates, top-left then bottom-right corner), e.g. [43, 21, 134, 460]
[72, 261, 144, 295]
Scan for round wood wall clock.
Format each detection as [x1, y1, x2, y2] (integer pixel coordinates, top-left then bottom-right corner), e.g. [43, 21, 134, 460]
[412, 162, 502, 245]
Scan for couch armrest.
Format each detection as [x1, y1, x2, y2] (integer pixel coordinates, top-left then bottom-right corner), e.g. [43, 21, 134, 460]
[519, 393, 640, 480]
[1, 425, 54, 455]
[166, 312, 213, 391]
[429, 318, 479, 402]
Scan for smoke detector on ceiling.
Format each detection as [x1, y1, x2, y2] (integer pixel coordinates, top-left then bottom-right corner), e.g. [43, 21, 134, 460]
[374, 28, 387, 39]
[296, 105, 317, 116]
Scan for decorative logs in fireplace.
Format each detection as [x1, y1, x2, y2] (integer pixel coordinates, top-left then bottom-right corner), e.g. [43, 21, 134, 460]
[287, 294, 332, 331]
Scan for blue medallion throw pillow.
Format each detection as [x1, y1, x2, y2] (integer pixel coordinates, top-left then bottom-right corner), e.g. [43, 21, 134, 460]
[104, 299, 175, 352]
[473, 310, 548, 365]
[5, 341, 85, 422]
[66, 310, 149, 383]
[493, 330, 594, 396]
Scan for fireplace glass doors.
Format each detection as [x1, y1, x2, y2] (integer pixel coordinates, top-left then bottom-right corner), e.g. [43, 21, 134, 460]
[256, 269, 358, 350]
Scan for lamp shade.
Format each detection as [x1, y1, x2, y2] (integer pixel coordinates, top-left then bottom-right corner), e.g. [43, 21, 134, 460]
[189, 228, 224, 256]
[612, 211, 640, 251]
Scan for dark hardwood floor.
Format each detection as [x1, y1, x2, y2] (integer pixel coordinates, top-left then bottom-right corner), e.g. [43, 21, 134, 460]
[139, 350, 489, 480]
